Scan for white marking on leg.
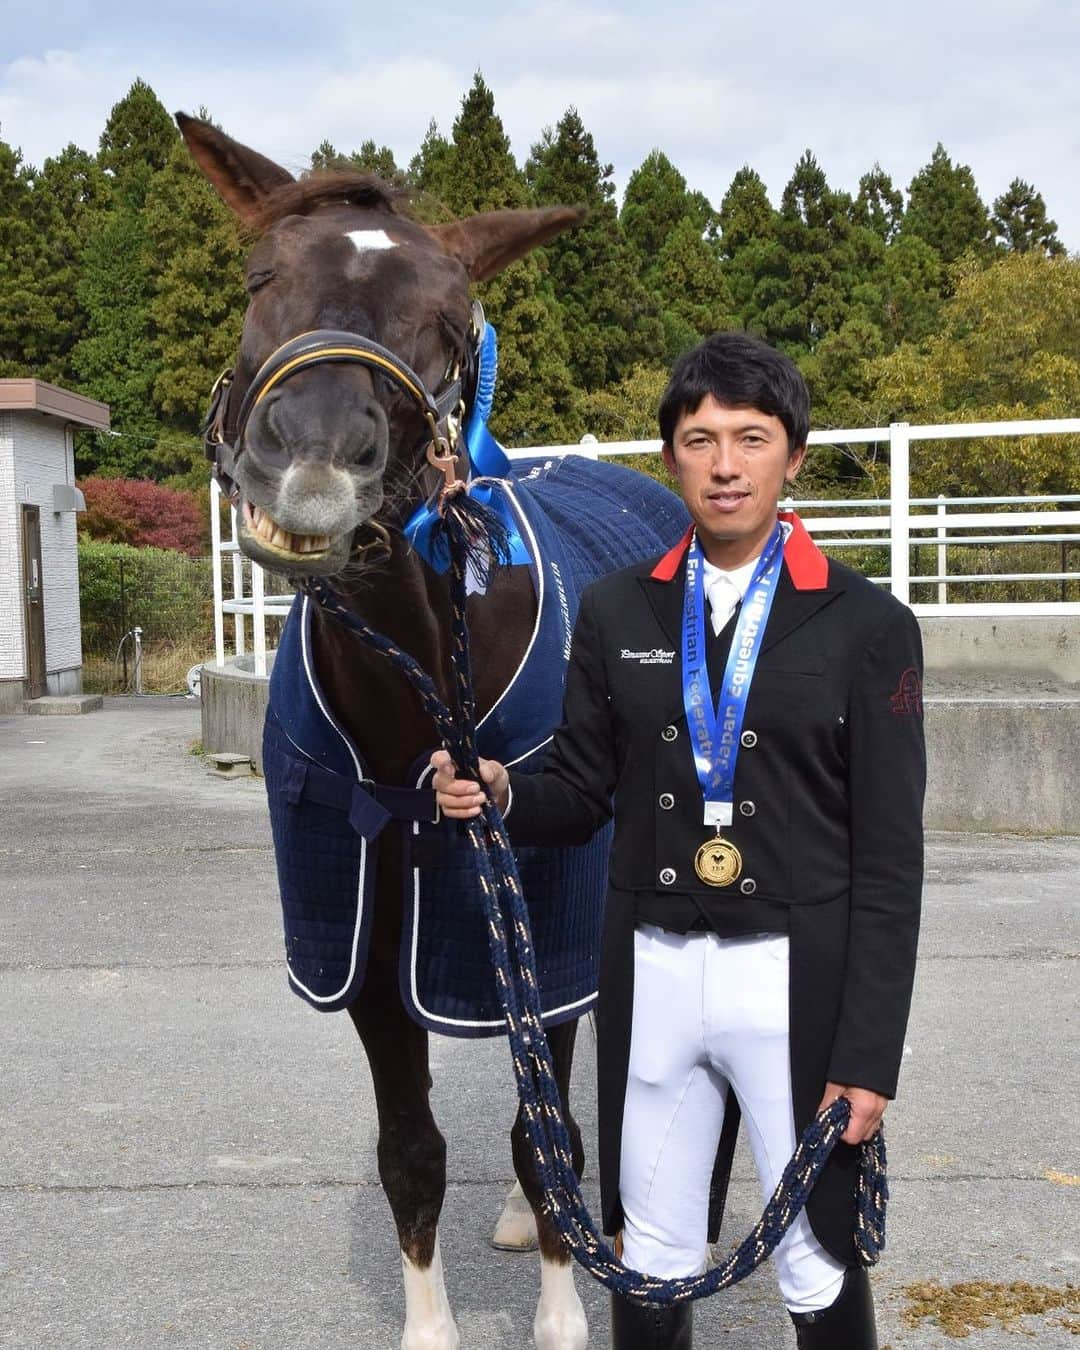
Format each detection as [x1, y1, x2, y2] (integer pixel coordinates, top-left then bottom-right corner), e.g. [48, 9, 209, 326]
[533, 1253, 588, 1350]
[401, 1232, 459, 1350]
[491, 1178, 539, 1250]
[346, 228, 398, 254]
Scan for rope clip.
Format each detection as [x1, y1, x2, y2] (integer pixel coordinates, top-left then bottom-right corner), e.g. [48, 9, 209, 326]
[426, 432, 461, 505]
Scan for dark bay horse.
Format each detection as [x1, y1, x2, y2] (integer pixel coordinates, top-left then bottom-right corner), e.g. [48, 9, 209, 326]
[177, 114, 685, 1349]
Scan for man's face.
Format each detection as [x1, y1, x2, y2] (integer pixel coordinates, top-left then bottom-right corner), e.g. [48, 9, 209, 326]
[662, 395, 806, 568]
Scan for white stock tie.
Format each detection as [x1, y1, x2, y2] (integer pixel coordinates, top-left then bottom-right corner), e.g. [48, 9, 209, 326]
[706, 573, 740, 635]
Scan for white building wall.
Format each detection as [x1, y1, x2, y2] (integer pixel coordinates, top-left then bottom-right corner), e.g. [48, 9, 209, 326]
[9, 411, 83, 676]
[0, 412, 25, 680]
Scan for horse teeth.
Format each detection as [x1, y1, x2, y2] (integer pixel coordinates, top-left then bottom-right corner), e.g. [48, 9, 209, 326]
[246, 506, 329, 554]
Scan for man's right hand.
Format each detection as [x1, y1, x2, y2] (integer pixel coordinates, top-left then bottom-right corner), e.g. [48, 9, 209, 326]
[430, 749, 510, 818]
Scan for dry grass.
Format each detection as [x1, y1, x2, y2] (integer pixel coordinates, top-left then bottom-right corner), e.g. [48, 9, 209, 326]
[83, 637, 212, 695]
[901, 1280, 1080, 1338]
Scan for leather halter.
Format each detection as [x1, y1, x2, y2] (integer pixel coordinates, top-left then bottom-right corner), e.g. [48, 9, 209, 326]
[203, 323, 474, 505]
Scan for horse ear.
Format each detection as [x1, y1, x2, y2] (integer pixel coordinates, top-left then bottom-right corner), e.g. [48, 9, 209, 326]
[175, 113, 294, 224]
[428, 206, 587, 282]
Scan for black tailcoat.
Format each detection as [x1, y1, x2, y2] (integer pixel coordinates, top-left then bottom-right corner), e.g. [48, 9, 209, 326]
[507, 515, 926, 1264]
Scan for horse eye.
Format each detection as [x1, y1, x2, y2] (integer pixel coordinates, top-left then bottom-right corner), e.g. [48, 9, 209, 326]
[246, 270, 276, 294]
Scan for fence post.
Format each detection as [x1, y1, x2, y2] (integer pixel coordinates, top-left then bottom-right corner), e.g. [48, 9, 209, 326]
[889, 422, 911, 605]
[252, 561, 267, 678]
[231, 503, 246, 656]
[119, 556, 129, 687]
[937, 494, 947, 605]
[210, 479, 225, 667]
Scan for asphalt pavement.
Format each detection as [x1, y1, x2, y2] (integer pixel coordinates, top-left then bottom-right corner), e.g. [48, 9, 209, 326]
[1, 698, 1076, 1348]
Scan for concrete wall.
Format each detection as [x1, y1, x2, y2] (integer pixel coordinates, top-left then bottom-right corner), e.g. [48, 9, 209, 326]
[925, 697, 1078, 833]
[920, 615, 1079, 685]
[201, 651, 1080, 834]
[0, 410, 83, 686]
[0, 679, 26, 714]
[201, 656, 274, 774]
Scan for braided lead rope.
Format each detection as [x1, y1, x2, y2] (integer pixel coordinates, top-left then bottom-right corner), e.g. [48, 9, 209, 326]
[300, 506, 886, 1303]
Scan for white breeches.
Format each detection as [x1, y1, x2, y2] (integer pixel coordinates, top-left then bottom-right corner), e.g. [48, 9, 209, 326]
[619, 925, 847, 1313]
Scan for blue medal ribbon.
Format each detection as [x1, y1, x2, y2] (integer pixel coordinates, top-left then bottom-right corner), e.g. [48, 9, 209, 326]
[404, 319, 528, 572]
[680, 522, 785, 828]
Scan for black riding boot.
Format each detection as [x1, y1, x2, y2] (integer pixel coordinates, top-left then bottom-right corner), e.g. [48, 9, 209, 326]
[790, 1266, 878, 1349]
[611, 1293, 693, 1348]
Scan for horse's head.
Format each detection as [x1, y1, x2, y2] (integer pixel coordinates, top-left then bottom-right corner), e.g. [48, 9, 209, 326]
[177, 114, 584, 575]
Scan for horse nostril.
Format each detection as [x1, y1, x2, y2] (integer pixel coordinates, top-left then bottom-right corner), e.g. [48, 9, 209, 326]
[353, 441, 379, 470]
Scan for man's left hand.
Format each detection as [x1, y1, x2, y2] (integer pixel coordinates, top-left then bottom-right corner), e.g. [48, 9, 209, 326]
[817, 1082, 888, 1144]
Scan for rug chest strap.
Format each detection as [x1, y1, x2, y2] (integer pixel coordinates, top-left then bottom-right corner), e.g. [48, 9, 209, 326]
[281, 755, 438, 841]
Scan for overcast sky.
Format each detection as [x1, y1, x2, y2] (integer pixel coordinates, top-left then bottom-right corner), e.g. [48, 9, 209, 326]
[3, 0, 1078, 248]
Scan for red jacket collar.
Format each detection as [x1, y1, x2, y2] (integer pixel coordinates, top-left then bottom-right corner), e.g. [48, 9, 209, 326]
[649, 511, 829, 591]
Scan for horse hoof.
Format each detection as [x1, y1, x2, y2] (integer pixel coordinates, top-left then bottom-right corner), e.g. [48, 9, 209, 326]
[491, 1179, 539, 1251]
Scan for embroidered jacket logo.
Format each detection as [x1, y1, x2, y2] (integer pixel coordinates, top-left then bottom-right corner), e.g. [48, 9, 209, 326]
[620, 648, 675, 665]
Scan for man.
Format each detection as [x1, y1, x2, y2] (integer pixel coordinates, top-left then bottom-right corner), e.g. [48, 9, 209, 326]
[433, 333, 925, 1348]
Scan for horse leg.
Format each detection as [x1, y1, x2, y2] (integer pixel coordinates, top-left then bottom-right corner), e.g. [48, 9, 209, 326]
[511, 1018, 588, 1350]
[349, 991, 459, 1350]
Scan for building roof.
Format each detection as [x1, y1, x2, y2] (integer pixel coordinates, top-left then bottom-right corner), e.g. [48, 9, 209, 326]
[0, 379, 110, 431]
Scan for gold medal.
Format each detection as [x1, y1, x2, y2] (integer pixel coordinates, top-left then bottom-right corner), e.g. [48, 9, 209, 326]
[693, 835, 743, 887]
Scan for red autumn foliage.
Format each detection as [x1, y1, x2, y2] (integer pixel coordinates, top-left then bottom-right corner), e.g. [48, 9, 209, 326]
[78, 477, 207, 556]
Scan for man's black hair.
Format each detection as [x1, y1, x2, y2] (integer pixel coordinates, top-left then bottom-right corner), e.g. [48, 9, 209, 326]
[658, 332, 810, 454]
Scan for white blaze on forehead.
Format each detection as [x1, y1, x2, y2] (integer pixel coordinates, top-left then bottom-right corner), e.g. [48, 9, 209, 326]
[345, 228, 398, 255]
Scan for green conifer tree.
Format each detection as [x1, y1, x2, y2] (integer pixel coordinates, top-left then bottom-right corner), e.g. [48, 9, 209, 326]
[27, 145, 111, 385]
[440, 74, 576, 444]
[757, 151, 871, 354]
[72, 80, 177, 470]
[903, 144, 991, 264]
[853, 164, 904, 243]
[408, 119, 454, 221]
[97, 76, 177, 209]
[0, 132, 53, 377]
[717, 166, 775, 258]
[442, 73, 528, 215]
[309, 138, 406, 186]
[716, 167, 784, 336]
[145, 126, 248, 482]
[620, 150, 713, 261]
[877, 233, 944, 345]
[309, 139, 341, 172]
[991, 178, 1065, 256]
[654, 216, 736, 361]
[525, 108, 663, 389]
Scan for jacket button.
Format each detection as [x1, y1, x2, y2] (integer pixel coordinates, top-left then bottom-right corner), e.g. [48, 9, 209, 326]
[740, 729, 758, 748]
[740, 878, 757, 895]
[658, 792, 675, 810]
[661, 725, 678, 742]
[739, 800, 756, 817]
[659, 867, 677, 886]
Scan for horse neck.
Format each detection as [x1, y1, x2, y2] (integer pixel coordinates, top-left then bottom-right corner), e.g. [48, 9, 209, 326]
[310, 540, 456, 780]
[309, 538, 536, 783]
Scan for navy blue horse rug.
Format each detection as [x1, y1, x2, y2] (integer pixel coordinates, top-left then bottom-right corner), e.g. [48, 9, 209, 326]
[262, 454, 690, 1034]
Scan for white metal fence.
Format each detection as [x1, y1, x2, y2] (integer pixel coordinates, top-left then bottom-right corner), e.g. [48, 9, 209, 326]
[210, 417, 1080, 675]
